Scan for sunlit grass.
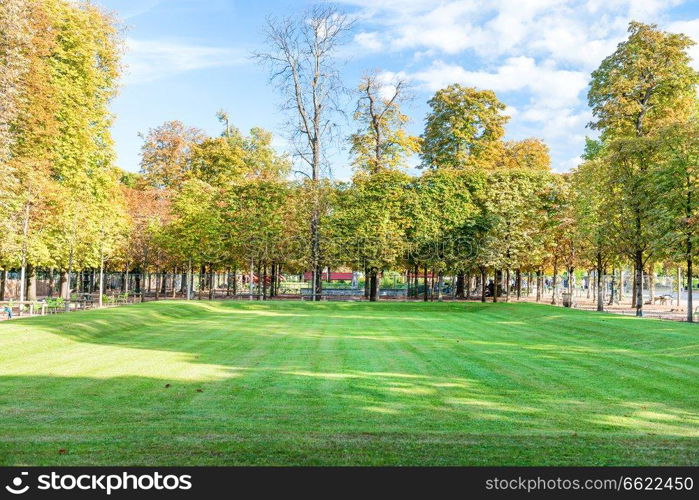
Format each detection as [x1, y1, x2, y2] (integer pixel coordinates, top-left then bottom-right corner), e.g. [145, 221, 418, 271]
[0, 300, 697, 465]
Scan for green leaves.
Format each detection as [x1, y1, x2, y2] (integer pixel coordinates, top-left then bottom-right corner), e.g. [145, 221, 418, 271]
[421, 85, 509, 170]
[588, 22, 698, 138]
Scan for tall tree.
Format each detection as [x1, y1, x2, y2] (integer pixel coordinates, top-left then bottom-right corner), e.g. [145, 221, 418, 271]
[139, 121, 205, 189]
[255, 6, 352, 300]
[0, 0, 32, 163]
[588, 22, 698, 316]
[656, 114, 699, 321]
[421, 84, 508, 170]
[349, 72, 419, 173]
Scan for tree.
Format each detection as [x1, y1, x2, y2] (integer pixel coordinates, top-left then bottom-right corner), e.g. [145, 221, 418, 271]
[161, 179, 220, 300]
[421, 84, 508, 169]
[256, 6, 352, 300]
[656, 114, 699, 321]
[588, 22, 698, 316]
[1, 0, 122, 303]
[335, 170, 411, 301]
[349, 72, 419, 173]
[189, 136, 246, 187]
[0, 0, 32, 163]
[500, 138, 551, 171]
[139, 121, 205, 189]
[572, 140, 620, 312]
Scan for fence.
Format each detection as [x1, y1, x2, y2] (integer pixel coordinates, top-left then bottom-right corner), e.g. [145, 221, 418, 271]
[0, 293, 142, 320]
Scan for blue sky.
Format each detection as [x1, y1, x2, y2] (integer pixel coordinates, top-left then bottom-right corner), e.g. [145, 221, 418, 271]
[97, 0, 699, 179]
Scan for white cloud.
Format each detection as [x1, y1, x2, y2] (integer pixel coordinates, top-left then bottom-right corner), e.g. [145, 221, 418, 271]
[408, 57, 590, 170]
[354, 32, 383, 51]
[667, 19, 699, 69]
[339, 0, 696, 171]
[411, 57, 588, 108]
[123, 38, 248, 84]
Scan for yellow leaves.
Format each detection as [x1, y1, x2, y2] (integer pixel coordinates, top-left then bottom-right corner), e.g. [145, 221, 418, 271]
[500, 139, 551, 172]
[589, 22, 698, 137]
[350, 72, 416, 173]
[421, 84, 509, 170]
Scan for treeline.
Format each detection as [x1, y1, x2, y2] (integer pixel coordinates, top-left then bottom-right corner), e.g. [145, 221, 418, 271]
[1, 5, 698, 318]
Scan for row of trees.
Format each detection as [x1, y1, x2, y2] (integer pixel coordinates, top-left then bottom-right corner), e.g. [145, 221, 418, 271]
[580, 22, 699, 319]
[0, 0, 123, 307]
[1, 5, 697, 319]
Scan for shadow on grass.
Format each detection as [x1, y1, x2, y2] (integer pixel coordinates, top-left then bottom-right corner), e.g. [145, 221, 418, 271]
[0, 300, 698, 465]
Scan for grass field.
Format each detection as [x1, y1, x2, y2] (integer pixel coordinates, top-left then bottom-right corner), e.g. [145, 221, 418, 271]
[0, 300, 697, 466]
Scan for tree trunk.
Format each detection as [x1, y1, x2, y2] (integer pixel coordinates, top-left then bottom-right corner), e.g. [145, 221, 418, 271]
[369, 268, 378, 302]
[26, 264, 36, 301]
[456, 271, 465, 299]
[60, 270, 70, 300]
[437, 271, 444, 302]
[248, 258, 254, 301]
[465, 271, 471, 300]
[172, 268, 177, 298]
[536, 269, 542, 302]
[634, 251, 643, 317]
[568, 266, 574, 302]
[505, 269, 511, 302]
[160, 270, 167, 295]
[423, 266, 428, 302]
[270, 263, 276, 298]
[493, 270, 499, 303]
[198, 264, 204, 300]
[0, 268, 6, 301]
[276, 265, 282, 297]
[99, 250, 105, 307]
[596, 252, 604, 312]
[687, 257, 693, 323]
[155, 266, 160, 301]
[608, 269, 615, 306]
[480, 268, 487, 303]
[363, 266, 370, 299]
[262, 264, 268, 300]
[515, 269, 521, 300]
[551, 261, 558, 305]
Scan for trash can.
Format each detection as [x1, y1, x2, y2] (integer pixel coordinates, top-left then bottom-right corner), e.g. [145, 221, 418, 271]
[562, 292, 572, 308]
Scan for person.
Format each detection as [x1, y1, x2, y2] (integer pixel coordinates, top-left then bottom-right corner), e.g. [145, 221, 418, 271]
[2, 305, 12, 320]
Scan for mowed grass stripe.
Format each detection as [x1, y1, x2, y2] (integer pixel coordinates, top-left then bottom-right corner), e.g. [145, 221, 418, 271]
[0, 300, 697, 465]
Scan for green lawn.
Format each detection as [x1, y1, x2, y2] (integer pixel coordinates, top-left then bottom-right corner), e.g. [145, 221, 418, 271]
[0, 300, 697, 466]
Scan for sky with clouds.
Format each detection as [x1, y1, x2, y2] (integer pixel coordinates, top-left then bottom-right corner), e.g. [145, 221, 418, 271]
[97, 0, 699, 179]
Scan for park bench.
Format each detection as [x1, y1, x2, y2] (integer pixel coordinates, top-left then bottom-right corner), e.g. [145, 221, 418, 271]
[653, 294, 674, 306]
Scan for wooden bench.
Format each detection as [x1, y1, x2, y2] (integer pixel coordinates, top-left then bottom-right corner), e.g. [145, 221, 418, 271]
[653, 295, 673, 306]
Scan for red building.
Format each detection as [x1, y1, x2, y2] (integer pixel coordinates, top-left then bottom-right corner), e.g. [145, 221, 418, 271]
[302, 272, 354, 282]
